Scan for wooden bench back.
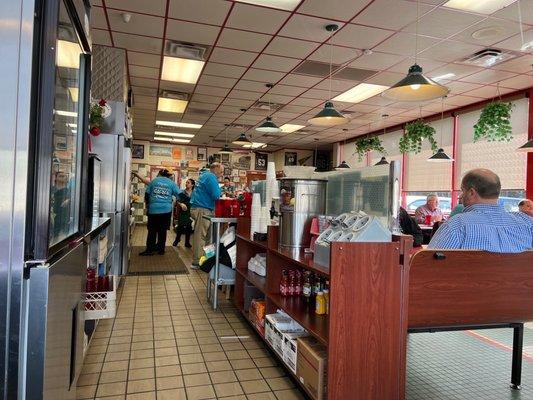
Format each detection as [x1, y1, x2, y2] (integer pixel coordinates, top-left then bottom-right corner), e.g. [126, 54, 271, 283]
[408, 250, 533, 328]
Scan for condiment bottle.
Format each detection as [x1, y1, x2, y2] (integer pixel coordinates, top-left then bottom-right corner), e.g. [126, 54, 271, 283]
[294, 270, 302, 296]
[280, 269, 288, 296]
[288, 270, 295, 296]
[302, 271, 312, 303]
[323, 289, 329, 314]
[315, 291, 326, 315]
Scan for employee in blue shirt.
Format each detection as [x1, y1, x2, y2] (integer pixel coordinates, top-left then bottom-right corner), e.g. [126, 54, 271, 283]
[429, 168, 533, 253]
[140, 169, 180, 256]
[190, 162, 223, 268]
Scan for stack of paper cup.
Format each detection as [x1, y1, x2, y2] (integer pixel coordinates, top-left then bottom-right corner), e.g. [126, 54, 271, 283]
[265, 161, 277, 205]
[250, 193, 261, 237]
[258, 206, 269, 234]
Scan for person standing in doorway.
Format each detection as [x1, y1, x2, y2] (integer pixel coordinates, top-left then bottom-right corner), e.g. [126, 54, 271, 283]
[139, 169, 180, 256]
[173, 178, 195, 248]
[190, 162, 223, 269]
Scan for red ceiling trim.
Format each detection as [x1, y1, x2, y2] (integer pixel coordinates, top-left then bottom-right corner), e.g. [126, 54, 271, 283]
[526, 87, 533, 199]
[154, 0, 172, 112]
[100, 1, 115, 47]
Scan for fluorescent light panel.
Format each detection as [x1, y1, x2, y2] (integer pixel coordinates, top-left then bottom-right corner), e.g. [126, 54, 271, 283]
[443, 0, 516, 14]
[154, 131, 195, 138]
[333, 83, 389, 103]
[234, 0, 300, 11]
[161, 56, 204, 84]
[154, 137, 191, 144]
[57, 40, 80, 69]
[56, 110, 77, 117]
[280, 124, 306, 133]
[243, 142, 267, 149]
[431, 73, 456, 81]
[157, 98, 188, 113]
[156, 120, 202, 129]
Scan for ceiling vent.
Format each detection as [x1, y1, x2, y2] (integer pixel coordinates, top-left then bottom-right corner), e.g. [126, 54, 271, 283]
[460, 48, 516, 67]
[334, 67, 377, 82]
[186, 108, 212, 116]
[165, 40, 208, 61]
[293, 60, 338, 77]
[159, 90, 189, 100]
[250, 101, 283, 112]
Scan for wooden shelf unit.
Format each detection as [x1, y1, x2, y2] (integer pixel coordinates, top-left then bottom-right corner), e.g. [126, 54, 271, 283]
[234, 217, 413, 399]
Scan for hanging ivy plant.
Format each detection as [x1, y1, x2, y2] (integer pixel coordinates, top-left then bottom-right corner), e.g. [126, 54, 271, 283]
[473, 101, 513, 142]
[354, 136, 386, 161]
[399, 120, 438, 154]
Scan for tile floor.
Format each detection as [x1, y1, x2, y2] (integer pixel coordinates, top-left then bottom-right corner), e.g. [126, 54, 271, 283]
[78, 226, 533, 400]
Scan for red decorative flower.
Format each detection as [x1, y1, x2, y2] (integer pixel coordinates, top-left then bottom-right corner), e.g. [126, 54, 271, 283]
[90, 126, 101, 136]
[98, 99, 107, 107]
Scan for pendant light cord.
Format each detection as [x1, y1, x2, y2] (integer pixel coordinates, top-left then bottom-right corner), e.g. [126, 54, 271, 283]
[415, 0, 420, 64]
[518, 0, 525, 46]
[440, 96, 444, 145]
[329, 29, 333, 101]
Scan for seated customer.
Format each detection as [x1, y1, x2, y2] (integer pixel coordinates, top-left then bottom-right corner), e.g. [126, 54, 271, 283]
[428, 168, 533, 252]
[414, 194, 443, 224]
[519, 199, 533, 217]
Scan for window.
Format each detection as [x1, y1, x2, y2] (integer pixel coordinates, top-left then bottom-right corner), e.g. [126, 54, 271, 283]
[49, 1, 85, 246]
[405, 191, 452, 214]
[369, 129, 404, 166]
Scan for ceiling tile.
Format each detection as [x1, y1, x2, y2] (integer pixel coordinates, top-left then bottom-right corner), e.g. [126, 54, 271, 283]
[349, 51, 405, 70]
[168, 0, 232, 25]
[331, 24, 393, 49]
[191, 94, 225, 104]
[106, 0, 166, 15]
[365, 71, 405, 86]
[493, 0, 533, 25]
[252, 54, 301, 72]
[388, 57, 445, 74]
[127, 51, 161, 68]
[202, 62, 246, 78]
[159, 81, 195, 93]
[129, 65, 160, 79]
[314, 79, 363, 92]
[464, 85, 514, 98]
[217, 28, 272, 52]
[228, 89, 263, 101]
[278, 74, 323, 87]
[195, 85, 230, 97]
[296, 0, 368, 21]
[269, 93, 296, 104]
[107, 9, 164, 37]
[113, 32, 162, 54]
[373, 32, 440, 57]
[90, 6, 108, 30]
[241, 68, 286, 83]
[91, 29, 112, 46]
[264, 37, 320, 59]
[419, 40, 485, 63]
[445, 81, 484, 95]
[492, 55, 533, 74]
[209, 47, 257, 66]
[270, 84, 307, 97]
[197, 75, 238, 88]
[291, 97, 323, 107]
[353, 0, 433, 30]
[493, 29, 533, 52]
[221, 98, 254, 107]
[308, 44, 360, 64]
[130, 76, 159, 88]
[234, 80, 268, 92]
[226, 3, 289, 34]
[279, 14, 345, 41]
[131, 86, 158, 96]
[450, 17, 521, 47]
[460, 69, 517, 84]
[427, 62, 484, 80]
[166, 20, 220, 45]
[402, 8, 485, 39]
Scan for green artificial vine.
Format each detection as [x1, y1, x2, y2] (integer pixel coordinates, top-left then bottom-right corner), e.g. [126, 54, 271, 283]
[354, 136, 386, 161]
[399, 120, 438, 154]
[473, 101, 513, 142]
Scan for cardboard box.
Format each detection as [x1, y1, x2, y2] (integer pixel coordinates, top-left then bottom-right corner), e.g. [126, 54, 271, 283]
[282, 331, 309, 373]
[265, 315, 285, 356]
[296, 337, 327, 400]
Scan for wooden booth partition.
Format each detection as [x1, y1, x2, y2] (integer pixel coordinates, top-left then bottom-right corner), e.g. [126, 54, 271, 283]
[327, 236, 413, 400]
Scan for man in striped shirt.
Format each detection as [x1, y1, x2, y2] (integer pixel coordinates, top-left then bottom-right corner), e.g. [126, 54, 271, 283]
[429, 168, 533, 253]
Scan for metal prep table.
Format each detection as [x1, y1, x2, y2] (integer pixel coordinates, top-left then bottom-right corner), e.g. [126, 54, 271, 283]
[203, 215, 237, 310]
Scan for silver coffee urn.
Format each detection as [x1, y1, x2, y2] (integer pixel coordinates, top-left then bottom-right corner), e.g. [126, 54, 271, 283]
[279, 178, 327, 248]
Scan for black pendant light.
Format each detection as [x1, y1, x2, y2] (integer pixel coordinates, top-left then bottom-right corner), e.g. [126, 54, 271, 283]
[232, 132, 251, 146]
[375, 157, 389, 165]
[382, 0, 449, 102]
[428, 97, 453, 162]
[517, 138, 533, 152]
[309, 24, 348, 127]
[336, 128, 350, 169]
[256, 84, 280, 133]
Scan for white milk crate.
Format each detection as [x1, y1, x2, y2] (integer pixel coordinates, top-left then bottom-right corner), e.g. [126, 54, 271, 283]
[84, 276, 117, 320]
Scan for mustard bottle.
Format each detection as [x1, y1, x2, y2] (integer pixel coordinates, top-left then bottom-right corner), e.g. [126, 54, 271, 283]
[315, 291, 326, 315]
[323, 289, 329, 315]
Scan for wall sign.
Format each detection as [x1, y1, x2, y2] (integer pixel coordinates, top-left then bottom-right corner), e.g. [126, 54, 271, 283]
[255, 152, 267, 170]
[285, 152, 297, 166]
[149, 145, 172, 157]
[132, 143, 144, 159]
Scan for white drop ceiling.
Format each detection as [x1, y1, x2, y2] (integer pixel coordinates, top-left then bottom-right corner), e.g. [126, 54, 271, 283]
[90, 0, 533, 150]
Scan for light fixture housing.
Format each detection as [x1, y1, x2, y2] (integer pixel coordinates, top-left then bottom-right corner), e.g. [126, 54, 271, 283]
[243, 142, 267, 149]
[219, 144, 234, 154]
[335, 160, 350, 170]
[374, 157, 389, 166]
[256, 116, 280, 133]
[427, 148, 454, 162]
[280, 124, 306, 133]
[382, 64, 449, 102]
[308, 102, 348, 126]
[333, 83, 389, 104]
[233, 0, 300, 11]
[157, 97, 188, 113]
[161, 56, 204, 84]
[156, 120, 202, 129]
[154, 137, 191, 144]
[443, 0, 515, 14]
[232, 133, 252, 146]
[154, 131, 195, 138]
[517, 138, 533, 152]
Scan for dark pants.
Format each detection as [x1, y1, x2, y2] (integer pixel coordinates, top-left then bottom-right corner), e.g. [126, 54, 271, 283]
[175, 223, 192, 245]
[146, 212, 171, 253]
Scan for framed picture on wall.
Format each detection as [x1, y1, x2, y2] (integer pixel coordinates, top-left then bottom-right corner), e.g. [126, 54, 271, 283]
[221, 153, 230, 163]
[285, 152, 297, 166]
[197, 147, 207, 161]
[149, 145, 172, 157]
[255, 152, 267, 170]
[132, 144, 144, 159]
